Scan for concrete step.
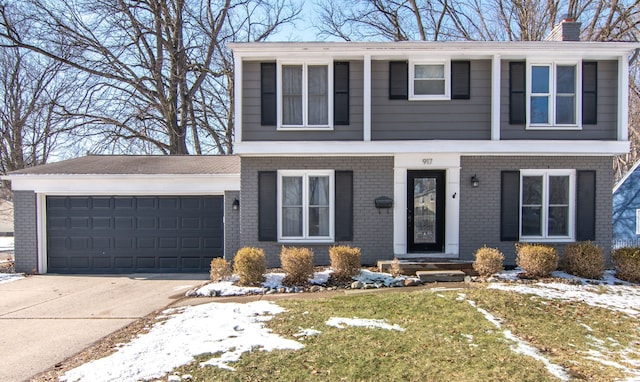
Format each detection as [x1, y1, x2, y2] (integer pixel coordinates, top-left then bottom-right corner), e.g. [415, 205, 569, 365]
[416, 270, 467, 283]
[377, 260, 475, 276]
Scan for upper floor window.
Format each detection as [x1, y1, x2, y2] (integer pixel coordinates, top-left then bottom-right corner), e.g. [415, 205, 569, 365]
[528, 63, 580, 128]
[409, 61, 450, 100]
[520, 169, 575, 241]
[278, 63, 332, 129]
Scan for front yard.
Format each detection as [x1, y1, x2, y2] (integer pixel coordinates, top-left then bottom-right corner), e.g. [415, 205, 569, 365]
[55, 271, 640, 382]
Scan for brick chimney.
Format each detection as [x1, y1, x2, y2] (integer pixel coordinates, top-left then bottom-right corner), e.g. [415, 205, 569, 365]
[546, 17, 581, 41]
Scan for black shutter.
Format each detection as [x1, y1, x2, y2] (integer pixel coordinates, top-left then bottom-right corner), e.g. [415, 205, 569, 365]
[451, 61, 471, 100]
[582, 62, 598, 125]
[334, 62, 350, 125]
[335, 171, 353, 241]
[389, 61, 408, 100]
[576, 170, 596, 241]
[258, 171, 277, 241]
[501, 171, 521, 241]
[261, 63, 277, 126]
[509, 62, 526, 124]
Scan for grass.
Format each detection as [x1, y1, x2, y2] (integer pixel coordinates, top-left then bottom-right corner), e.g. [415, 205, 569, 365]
[170, 287, 639, 381]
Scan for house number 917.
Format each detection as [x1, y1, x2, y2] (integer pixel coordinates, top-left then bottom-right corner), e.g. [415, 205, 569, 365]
[422, 158, 433, 165]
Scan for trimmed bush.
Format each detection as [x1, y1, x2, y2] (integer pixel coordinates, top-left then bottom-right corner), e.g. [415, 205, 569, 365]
[280, 246, 314, 286]
[209, 257, 232, 282]
[516, 243, 558, 278]
[389, 257, 402, 277]
[233, 247, 266, 286]
[562, 241, 604, 280]
[612, 247, 640, 283]
[472, 246, 504, 277]
[329, 245, 361, 281]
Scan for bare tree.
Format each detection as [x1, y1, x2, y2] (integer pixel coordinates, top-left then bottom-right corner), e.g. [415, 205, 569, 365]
[0, 0, 300, 155]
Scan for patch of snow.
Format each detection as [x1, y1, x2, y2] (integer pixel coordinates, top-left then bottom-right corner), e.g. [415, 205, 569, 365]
[309, 269, 333, 285]
[488, 281, 640, 316]
[193, 280, 264, 297]
[293, 328, 322, 338]
[60, 301, 303, 382]
[580, 323, 593, 332]
[0, 237, 13, 251]
[467, 300, 571, 381]
[326, 317, 406, 332]
[353, 269, 414, 287]
[0, 273, 23, 284]
[584, 335, 640, 381]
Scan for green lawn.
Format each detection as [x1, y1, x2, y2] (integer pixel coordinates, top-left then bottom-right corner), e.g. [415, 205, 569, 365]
[170, 287, 638, 381]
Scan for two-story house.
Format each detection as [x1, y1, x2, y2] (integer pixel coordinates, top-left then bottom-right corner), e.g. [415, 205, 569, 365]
[4, 22, 638, 274]
[229, 22, 637, 267]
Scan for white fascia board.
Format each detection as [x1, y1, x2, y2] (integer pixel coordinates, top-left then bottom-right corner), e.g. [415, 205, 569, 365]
[5, 174, 240, 194]
[229, 41, 640, 61]
[235, 140, 630, 156]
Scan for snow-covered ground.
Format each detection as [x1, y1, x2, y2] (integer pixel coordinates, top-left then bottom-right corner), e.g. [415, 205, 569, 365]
[59, 267, 639, 382]
[0, 236, 13, 251]
[0, 273, 23, 284]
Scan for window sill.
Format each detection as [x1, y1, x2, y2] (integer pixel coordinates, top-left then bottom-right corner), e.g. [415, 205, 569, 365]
[519, 237, 575, 243]
[408, 95, 450, 101]
[526, 125, 582, 131]
[277, 126, 334, 131]
[278, 238, 335, 244]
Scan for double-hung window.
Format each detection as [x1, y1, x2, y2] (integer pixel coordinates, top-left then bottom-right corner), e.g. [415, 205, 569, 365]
[279, 63, 332, 129]
[520, 170, 575, 240]
[409, 61, 450, 100]
[278, 170, 334, 242]
[528, 62, 580, 128]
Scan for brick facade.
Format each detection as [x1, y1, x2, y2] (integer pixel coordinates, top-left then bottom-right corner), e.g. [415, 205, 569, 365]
[13, 191, 38, 273]
[240, 156, 394, 267]
[459, 156, 613, 265]
[224, 190, 241, 260]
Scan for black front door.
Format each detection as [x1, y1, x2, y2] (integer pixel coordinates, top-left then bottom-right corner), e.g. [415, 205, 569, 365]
[407, 171, 445, 253]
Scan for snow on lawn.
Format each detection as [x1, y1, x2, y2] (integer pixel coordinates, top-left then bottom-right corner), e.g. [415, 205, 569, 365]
[490, 270, 640, 316]
[465, 297, 571, 381]
[60, 301, 304, 382]
[326, 317, 406, 332]
[0, 273, 23, 284]
[0, 236, 13, 251]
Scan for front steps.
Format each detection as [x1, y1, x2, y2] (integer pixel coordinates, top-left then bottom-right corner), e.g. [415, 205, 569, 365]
[377, 259, 476, 283]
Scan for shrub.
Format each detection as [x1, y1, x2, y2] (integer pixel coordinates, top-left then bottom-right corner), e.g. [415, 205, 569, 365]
[280, 246, 314, 286]
[516, 243, 558, 278]
[612, 247, 640, 283]
[233, 247, 266, 286]
[209, 257, 232, 282]
[472, 246, 504, 277]
[389, 257, 402, 277]
[562, 241, 604, 280]
[329, 245, 361, 281]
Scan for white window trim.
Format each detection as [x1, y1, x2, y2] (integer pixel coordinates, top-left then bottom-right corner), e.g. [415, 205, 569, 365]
[636, 209, 640, 235]
[277, 61, 334, 131]
[526, 61, 582, 130]
[408, 60, 450, 101]
[519, 169, 576, 242]
[277, 170, 335, 243]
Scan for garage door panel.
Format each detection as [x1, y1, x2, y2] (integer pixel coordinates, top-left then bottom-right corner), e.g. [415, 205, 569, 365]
[47, 195, 223, 273]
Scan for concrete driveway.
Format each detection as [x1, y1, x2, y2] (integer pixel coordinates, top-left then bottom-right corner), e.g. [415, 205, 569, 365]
[0, 273, 208, 382]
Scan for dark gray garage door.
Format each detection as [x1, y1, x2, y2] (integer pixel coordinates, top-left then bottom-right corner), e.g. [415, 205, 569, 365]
[46, 196, 223, 273]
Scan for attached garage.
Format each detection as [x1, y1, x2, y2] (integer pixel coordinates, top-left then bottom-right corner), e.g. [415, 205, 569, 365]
[46, 195, 223, 273]
[3, 155, 240, 274]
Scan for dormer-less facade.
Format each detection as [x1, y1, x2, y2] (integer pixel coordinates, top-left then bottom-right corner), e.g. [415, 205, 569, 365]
[229, 37, 638, 266]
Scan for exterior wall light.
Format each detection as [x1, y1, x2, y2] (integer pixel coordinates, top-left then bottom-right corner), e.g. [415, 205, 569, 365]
[471, 174, 479, 188]
[232, 198, 240, 210]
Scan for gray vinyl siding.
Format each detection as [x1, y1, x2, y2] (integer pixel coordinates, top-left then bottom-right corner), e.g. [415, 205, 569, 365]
[458, 156, 613, 265]
[241, 61, 364, 141]
[501, 60, 618, 139]
[371, 60, 491, 140]
[13, 190, 38, 273]
[239, 156, 394, 267]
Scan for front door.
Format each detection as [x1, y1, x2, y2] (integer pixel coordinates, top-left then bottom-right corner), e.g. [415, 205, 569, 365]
[407, 171, 445, 253]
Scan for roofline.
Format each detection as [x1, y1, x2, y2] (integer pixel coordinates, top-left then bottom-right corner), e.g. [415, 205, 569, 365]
[228, 41, 640, 58]
[613, 159, 640, 193]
